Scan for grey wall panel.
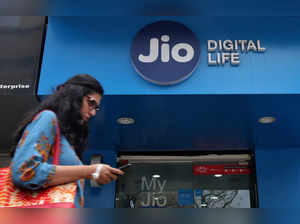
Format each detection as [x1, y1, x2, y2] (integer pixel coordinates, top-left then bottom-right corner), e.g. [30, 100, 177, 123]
[0, 16, 46, 95]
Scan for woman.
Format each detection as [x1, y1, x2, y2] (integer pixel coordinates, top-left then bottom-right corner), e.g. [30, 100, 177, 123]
[10, 74, 123, 207]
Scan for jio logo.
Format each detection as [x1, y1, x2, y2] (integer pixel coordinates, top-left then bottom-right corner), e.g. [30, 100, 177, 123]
[131, 21, 200, 85]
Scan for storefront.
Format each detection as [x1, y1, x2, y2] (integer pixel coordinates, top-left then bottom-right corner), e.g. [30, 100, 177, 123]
[115, 153, 257, 208]
[34, 14, 300, 208]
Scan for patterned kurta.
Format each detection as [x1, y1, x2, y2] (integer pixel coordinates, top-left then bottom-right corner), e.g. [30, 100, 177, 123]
[10, 110, 84, 207]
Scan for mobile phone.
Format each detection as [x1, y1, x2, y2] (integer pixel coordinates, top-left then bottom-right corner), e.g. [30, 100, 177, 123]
[118, 163, 132, 170]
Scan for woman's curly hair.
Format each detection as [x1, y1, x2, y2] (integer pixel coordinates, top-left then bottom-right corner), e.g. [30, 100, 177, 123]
[11, 74, 104, 159]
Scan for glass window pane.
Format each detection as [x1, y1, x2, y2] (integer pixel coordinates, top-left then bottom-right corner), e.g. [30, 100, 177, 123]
[116, 154, 255, 208]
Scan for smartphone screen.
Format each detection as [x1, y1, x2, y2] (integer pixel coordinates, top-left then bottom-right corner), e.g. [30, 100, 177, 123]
[118, 163, 132, 170]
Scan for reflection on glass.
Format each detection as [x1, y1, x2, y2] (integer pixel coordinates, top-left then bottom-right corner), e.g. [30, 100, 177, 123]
[116, 161, 254, 208]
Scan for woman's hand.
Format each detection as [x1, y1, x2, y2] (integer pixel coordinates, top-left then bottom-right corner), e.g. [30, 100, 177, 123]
[94, 164, 124, 185]
[44, 164, 124, 187]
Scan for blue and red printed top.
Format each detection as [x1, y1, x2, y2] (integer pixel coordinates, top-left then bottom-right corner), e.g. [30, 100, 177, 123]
[10, 110, 84, 207]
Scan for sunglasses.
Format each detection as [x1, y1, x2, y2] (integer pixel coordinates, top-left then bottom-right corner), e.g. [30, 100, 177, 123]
[86, 96, 100, 111]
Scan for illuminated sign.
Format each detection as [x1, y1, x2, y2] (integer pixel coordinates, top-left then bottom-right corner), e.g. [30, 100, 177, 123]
[131, 21, 200, 86]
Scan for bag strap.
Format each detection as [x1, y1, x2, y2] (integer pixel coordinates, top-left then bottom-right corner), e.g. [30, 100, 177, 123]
[33, 110, 61, 165]
[52, 118, 61, 165]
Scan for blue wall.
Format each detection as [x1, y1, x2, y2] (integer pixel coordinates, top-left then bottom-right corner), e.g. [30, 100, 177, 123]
[38, 16, 300, 208]
[40, 16, 300, 95]
[82, 149, 117, 208]
[255, 147, 300, 208]
[48, 0, 300, 16]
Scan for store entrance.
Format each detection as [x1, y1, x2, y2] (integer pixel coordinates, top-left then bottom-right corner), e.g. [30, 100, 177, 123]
[115, 152, 258, 208]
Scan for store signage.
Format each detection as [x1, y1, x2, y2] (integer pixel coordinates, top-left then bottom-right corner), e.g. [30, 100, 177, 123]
[140, 176, 167, 207]
[207, 40, 266, 66]
[193, 164, 251, 175]
[0, 81, 33, 95]
[131, 21, 200, 86]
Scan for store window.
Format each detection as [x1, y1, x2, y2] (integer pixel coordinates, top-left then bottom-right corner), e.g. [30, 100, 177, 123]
[115, 153, 257, 208]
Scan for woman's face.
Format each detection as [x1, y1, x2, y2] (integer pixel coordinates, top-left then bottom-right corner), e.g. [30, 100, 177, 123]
[80, 92, 102, 122]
